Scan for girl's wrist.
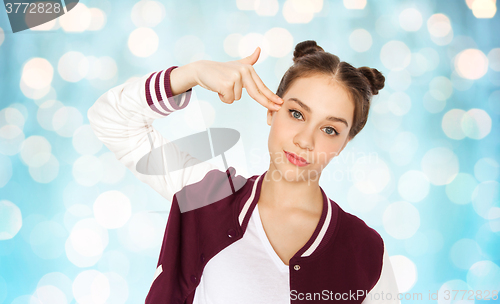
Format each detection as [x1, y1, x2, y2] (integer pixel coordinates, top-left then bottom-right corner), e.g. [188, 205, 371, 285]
[169, 62, 199, 96]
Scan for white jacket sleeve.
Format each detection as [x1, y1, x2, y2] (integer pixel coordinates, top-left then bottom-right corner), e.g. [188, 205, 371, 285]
[87, 67, 219, 204]
[362, 243, 400, 304]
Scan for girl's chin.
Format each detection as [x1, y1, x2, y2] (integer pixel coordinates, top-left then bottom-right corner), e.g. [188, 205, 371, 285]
[266, 167, 321, 183]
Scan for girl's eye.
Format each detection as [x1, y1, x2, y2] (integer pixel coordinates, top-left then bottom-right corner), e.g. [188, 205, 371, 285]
[288, 109, 339, 136]
[289, 109, 303, 120]
[323, 127, 338, 136]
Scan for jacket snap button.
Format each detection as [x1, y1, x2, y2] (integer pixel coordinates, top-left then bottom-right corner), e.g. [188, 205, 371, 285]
[294, 264, 300, 271]
[200, 253, 205, 263]
[227, 228, 236, 238]
[190, 275, 197, 283]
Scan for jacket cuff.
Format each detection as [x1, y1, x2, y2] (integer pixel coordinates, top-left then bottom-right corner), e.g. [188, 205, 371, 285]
[144, 66, 192, 116]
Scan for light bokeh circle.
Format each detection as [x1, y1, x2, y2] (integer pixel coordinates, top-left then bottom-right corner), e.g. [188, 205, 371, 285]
[37, 99, 64, 131]
[255, 0, 280, 16]
[20, 135, 52, 167]
[239, 32, 270, 62]
[474, 157, 499, 182]
[455, 49, 489, 80]
[33, 285, 67, 304]
[467, 260, 500, 291]
[437, 279, 473, 304]
[349, 29, 372, 52]
[445, 173, 478, 205]
[0, 125, 25, 156]
[103, 272, 129, 304]
[383, 201, 420, 239]
[174, 35, 205, 64]
[37, 272, 73, 303]
[29, 154, 59, 183]
[388, 91, 412, 116]
[450, 238, 483, 270]
[68, 218, 109, 264]
[0, 27, 4, 47]
[282, 0, 315, 24]
[21, 57, 53, 90]
[117, 212, 166, 252]
[88, 8, 107, 31]
[97, 251, 130, 278]
[131, 0, 165, 28]
[52, 106, 84, 137]
[72, 155, 104, 187]
[128, 27, 159, 58]
[98, 152, 126, 184]
[488, 48, 500, 71]
[72, 270, 110, 304]
[442, 109, 466, 140]
[72, 125, 103, 155]
[407, 53, 427, 76]
[352, 156, 391, 194]
[398, 170, 430, 203]
[404, 231, 429, 257]
[387, 70, 412, 92]
[399, 8, 423, 32]
[224, 33, 244, 58]
[93, 191, 132, 229]
[427, 13, 452, 38]
[347, 185, 384, 212]
[472, 181, 499, 219]
[380, 40, 411, 71]
[58, 52, 89, 82]
[264, 27, 294, 57]
[0, 154, 12, 188]
[461, 108, 492, 139]
[421, 147, 459, 185]
[29, 220, 67, 259]
[429, 76, 453, 101]
[471, 0, 497, 18]
[389, 131, 419, 166]
[0, 200, 22, 240]
[60, 3, 91, 32]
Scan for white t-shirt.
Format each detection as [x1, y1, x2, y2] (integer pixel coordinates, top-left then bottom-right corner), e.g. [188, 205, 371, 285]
[193, 202, 290, 304]
[193, 203, 400, 304]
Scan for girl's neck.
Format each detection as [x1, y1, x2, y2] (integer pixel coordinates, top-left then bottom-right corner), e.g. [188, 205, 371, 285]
[258, 169, 323, 214]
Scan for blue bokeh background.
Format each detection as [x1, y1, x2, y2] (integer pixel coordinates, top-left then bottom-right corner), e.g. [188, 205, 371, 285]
[0, 0, 499, 303]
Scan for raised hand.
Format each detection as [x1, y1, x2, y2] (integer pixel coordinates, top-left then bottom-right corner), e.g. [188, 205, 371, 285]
[192, 47, 284, 111]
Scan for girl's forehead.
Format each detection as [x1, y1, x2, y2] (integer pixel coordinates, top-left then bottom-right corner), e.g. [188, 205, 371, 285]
[283, 76, 354, 125]
[285, 77, 352, 104]
[286, 75, 347, 94]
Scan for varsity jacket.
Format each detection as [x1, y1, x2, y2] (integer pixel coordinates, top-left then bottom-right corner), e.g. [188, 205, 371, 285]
[87, 66, 400, 304]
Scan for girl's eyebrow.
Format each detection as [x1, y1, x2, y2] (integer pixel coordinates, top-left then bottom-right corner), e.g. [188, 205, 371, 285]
[288, 97, 349, 128]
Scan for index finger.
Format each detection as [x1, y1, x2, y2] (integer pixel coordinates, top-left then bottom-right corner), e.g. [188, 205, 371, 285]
[243, 73, 281, 111]
[249, 68, 283, 105]
[243, 69, 281, 111]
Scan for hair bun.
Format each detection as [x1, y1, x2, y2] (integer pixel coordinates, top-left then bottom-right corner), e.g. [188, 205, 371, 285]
[293, 40, 324, 64]
[357, 67, 385, 95]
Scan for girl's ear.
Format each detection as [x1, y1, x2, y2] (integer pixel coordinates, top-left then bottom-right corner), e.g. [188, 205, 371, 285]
[267, 109, 274, 126]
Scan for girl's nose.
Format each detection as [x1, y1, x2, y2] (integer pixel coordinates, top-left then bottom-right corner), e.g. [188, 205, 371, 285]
[294, 132, 314, 151]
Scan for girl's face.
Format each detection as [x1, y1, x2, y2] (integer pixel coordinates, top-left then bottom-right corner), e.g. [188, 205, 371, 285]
[266, 74, 354, 183]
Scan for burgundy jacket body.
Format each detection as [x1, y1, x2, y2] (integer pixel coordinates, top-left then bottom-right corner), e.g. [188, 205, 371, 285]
[145, 169, 384, 304]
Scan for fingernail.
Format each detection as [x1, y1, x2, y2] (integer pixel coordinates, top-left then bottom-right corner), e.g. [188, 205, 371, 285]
[274, 104, 281, 110]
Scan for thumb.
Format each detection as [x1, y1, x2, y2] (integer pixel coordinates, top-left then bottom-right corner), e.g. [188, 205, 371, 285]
[237, 47, 260, 66]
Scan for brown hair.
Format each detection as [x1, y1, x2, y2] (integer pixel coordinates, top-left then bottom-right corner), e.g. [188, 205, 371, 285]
[276, 40, 385, 140]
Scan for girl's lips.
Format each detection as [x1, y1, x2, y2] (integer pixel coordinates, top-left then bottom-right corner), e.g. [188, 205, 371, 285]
[284, 150, 309, 166]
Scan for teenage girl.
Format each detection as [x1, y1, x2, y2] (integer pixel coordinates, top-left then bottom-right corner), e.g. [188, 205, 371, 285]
[88, 40, 399, 304]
